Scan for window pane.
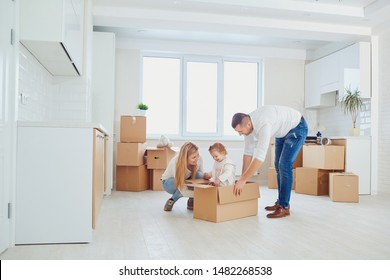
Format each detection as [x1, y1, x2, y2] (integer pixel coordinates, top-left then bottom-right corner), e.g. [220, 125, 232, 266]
[143, 57, 180, 135]
[185, 61, 218, 134]
[224, 61, 258, 136]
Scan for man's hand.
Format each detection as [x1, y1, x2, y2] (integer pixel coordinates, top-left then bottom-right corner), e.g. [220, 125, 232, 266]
[233, 178, 246, 196]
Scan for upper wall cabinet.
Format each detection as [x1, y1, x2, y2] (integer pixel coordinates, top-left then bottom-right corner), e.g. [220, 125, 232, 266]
[305, 42, 371, 108]
[305, 52, 340, 108]
[20, 0, 84, 76]
[304, 59, 321, 108]
[338, 42, 371, 99]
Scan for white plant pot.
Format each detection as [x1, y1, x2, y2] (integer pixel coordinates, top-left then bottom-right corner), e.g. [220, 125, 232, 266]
[138, 110, 146, 116]
[349, 127, 360, 136]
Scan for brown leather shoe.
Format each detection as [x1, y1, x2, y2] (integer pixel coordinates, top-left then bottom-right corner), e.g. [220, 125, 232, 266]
[187, 198, 194, 210]
[265, 203, 279, 211]
[266, 206, 290, 218]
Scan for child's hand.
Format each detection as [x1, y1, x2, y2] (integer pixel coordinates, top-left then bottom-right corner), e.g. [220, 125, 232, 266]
[203, 173, 211, 180]
[214, 178, 220, 187]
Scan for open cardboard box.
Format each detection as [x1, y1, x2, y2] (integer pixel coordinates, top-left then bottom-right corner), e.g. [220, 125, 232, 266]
[186, 179, 260, 223]
[146, 147, 178, 169]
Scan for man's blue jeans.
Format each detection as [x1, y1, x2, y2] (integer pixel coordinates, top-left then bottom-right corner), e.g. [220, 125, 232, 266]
[274, 117, 308, 208]
[162, 171, 203, 202]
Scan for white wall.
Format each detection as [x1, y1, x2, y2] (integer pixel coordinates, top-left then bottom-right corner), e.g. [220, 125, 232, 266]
[262, 58, 318, 132]
[263, 58, 305, 109]
[317, 100, 371, 137]
[378, 30, 390, 194]
[18, 44, 90, 122]
[114, 49, 141, 142]
[114, 46, 306, 182]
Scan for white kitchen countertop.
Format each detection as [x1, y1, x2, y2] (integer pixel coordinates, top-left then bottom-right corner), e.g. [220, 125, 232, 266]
[17, 121, 108, 135]
[327, 135, 371, 140]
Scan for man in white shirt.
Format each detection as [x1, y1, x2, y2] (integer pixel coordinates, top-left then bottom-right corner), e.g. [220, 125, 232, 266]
[231, 105, 308, 218]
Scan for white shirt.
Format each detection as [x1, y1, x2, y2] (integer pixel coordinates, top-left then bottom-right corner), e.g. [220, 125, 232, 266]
[209, 157, 236, 186]
[245, 105, 302, 162]
[161, 154, 204, 180]
[161, 154, 204, 197]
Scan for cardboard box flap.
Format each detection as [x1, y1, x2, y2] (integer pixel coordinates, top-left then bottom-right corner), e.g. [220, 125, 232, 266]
[185, 179, 213, 188]
[218, 182, 260, 205]
[146, 146, 179, 153]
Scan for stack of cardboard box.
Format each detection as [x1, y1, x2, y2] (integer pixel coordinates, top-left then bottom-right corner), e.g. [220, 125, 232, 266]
[116, 116, 148, 192]
[268, 142, 302, 190]
[146, 147, 177, 191]
[295, 144, 359, 202]
[268, 143, 358, 203]
[295, 145, 345, 196]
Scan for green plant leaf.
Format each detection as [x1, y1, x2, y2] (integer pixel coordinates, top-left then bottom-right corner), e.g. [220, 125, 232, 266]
[340, 86, 363, 128]
[137, 103, 149, 110]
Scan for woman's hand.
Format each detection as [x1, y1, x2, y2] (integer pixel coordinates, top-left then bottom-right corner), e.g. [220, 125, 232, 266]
[203, 172, 211, 180]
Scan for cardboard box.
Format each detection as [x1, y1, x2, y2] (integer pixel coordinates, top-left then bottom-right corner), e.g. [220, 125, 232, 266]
[303, 145, 345, 170]
[116, 142, 147, 166]
[268, 167, 277, 189]
[150, 169, 165, 191]
[329, 173, 359, 202]
[268, 167, 296, 190]
[187, 179, 260, 223]
[116, 165, 148, 192]
[295, 167, 331, 195]
[270, 143, 303, 168]
[146, 147, 177, 169]
[120, 116, 146, 143]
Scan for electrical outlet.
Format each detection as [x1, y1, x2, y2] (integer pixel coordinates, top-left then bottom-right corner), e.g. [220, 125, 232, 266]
[20, 93, 28, 105]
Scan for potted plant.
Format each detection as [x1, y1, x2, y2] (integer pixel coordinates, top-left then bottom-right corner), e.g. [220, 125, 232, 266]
[339, 86, 363, 136]
[137, 103, 149, 116]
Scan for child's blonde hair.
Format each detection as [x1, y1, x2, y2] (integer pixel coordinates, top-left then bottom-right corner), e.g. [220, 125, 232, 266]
[208, 142, 227, 155]
[175, 142, 199, 188]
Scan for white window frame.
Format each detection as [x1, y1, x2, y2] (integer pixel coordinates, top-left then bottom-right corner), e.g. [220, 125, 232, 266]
[182, 55, 223, 137]
[141, 52, 263, 140]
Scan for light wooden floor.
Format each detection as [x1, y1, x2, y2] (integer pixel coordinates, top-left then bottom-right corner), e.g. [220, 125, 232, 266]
[2, 178, 390, 260]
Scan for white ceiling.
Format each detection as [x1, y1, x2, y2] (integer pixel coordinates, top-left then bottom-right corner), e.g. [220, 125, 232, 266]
[92, 0, 390, 52]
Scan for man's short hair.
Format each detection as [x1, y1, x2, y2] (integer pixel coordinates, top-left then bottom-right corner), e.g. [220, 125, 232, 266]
[231, 113, 249, 128]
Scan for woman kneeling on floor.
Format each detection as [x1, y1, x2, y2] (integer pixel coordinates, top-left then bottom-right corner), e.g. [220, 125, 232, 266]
[162, 142, 207, 211]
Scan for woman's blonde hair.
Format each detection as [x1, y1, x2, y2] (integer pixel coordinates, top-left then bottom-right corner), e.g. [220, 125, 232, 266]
[174, 142, 199, 188]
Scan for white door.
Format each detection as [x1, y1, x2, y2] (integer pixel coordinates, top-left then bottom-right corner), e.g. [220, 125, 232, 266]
[0, 0, 16, 254]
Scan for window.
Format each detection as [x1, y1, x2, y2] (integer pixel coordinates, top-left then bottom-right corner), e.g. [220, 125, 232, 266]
[184, 60, 218, 135]
[223, 61, 259, 136]
[142, 57, 180, 135]
[142, 55, 261, 138]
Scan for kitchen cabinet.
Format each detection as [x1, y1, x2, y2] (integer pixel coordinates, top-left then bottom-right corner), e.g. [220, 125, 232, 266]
[92, 32, 116, 193]
[338, 42, 371, 98]
[305, 42, 371, 108]
[93, 129, 105, 229]
[319, 52, 340, 94]
[19, 0, 84, 76]
[331, 137, 371, 195]
[305, 52, 339, 108]
[304, 59, 321, 108]
[15, 122, 107, 244]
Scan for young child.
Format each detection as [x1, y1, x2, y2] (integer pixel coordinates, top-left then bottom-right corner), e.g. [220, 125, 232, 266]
[205, 143, 236, 187]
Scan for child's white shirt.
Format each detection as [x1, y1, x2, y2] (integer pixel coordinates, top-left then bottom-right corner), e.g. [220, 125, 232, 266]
[209, 157, 236, 186]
